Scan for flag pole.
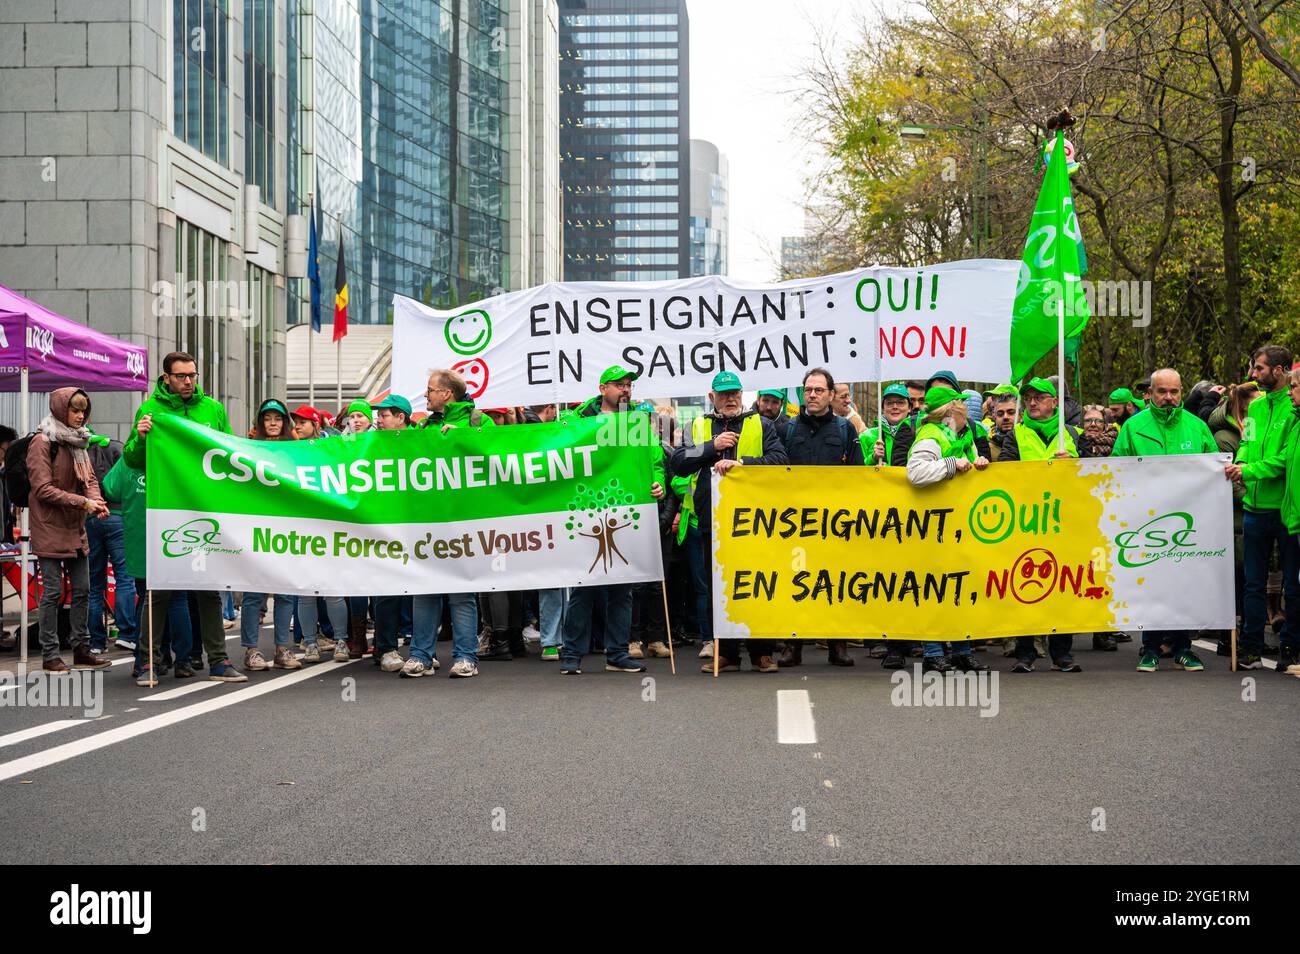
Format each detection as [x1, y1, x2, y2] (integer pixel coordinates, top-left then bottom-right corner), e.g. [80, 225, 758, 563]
[1058, 294, 1066, 452]
[308, 318, 314, 407]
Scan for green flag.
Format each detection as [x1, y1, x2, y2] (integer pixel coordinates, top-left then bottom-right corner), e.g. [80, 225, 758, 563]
[1009, 130, 1090, 385]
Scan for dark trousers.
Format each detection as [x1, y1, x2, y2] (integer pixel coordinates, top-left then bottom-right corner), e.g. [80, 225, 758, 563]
[135, 583, 224, 669]
[1143, 630, 1191, 656]
[562, 584, 633, 667]
[1016, 634, 1074, 663]
[37, 555, 87, 661]
[1241, 510, 1300, 655]
[373, 595, 402, 656]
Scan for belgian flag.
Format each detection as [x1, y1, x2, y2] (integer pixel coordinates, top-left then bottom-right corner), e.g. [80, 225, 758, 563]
[333, 232, 348, 342]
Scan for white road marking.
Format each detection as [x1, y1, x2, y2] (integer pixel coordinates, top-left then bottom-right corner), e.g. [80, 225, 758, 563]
[0, 659, 357, 783]
[0, 719, 91, 749]
[1191, 639, 1278, 671]
[138, 681, 221, 702]
[777, 689, 817, 744]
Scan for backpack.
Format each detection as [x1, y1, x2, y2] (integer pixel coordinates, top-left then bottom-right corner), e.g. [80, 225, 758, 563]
[3, 434, 58, 509]
[785, 415, 853, 464]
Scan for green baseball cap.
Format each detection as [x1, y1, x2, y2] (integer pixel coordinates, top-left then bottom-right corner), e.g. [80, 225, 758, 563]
[372, 394, 413, 417]
[757, 388, 787, 400]
[1022, 377, 1057, 398]
[1108, 387, 1142, 406]
[882, 383, 910, 402]
[984, 383, 1019, 398]
[924, 385, 963, 412]
[599, 365, 639, 385]
[711, 371, 743, 392]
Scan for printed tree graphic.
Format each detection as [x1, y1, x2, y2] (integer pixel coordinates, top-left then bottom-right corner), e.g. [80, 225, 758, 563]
[566, 479, 640, 574]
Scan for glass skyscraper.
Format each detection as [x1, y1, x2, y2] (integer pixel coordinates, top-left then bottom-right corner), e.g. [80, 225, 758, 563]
[288, 1, 512, 326]
[688, 138, 727, 277]
[559, 0, 690, 282]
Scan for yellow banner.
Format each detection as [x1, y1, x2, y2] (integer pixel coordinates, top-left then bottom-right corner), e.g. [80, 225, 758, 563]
[710, 456, 1234, 640]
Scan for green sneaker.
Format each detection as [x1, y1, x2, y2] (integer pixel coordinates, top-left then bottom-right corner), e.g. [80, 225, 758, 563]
[541, 646, 560, 661]
[1136, 651, 1159, 673]
[1173, 650, 1204, 672]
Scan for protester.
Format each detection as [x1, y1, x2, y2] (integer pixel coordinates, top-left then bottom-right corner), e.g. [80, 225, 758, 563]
[365, 394, 416, 672]
[832, 382, 869, 434]
[754, 389, 788, 422]
[776, 368, 864, 669]
[338, 399, 374, 434]
[860, 383, 910, 466]
[0, 424, 16, 551]
[891, 370, 992, 466]
[671, 370, 788, 673]
[559, 365, 665, 674]
[1046, 374, 1082, 427]
[1113, 369, 1217, 672]
[25, 388, 112, 673]
[85, 428, 136, 653]
[291, 405, 325, 440]
[123, 352, 244, 682]
[1079, 404, 1116, 458]
[1281, 367, 1300, 675]
[1209, 381, 1260, 648]
[98, 453, 159, 683]
[1224, 345, 1299, 671]
[985, 386, 1019, 462]
[904, 380, 926, 415]
[1107, 387, 1143, 425]
[904, 385, 989, 673]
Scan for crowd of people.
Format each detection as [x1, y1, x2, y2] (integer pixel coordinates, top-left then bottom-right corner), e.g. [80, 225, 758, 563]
[3, 342, 1297, 684]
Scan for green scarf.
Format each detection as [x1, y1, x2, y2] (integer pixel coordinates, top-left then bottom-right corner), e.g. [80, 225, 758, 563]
[1023, 410, 1060, 444]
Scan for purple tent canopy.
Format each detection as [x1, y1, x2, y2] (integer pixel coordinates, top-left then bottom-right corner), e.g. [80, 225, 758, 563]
[0, 283, 148, 392]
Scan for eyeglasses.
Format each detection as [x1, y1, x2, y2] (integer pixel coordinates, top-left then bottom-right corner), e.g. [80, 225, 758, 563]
[169, 372, 198, 381]
[1084, 418, 1104, 426]
[804, 387, 830, 395]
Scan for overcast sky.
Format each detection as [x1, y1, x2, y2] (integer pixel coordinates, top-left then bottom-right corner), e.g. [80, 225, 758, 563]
[687, 0, 865, 281]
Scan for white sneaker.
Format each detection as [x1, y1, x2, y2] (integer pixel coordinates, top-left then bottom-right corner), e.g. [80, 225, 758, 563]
[244, 648, 272, 671]
[114, 637, 137, 651]
[628, 641, 645, 659]
[698, 641, 714, 659]
[380, 650, 404, 672]
[302, 643, 321, 664]
[522, 624, 541, 643]
[400, 657, 432, 678]
[316, 636, 336, 652]
[332, 640, 350, 663]
[449, 659, 479, 678]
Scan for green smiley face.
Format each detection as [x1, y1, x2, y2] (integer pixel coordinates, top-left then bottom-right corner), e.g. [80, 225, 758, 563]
[444, 309, 492, 356]
[969, 489, 1014, 544]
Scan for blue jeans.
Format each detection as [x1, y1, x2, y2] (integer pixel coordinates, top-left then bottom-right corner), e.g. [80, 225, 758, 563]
[222, 590, 236, 621]
[925, 641, 974, 658]
[562, 583, 633, 668]
[684, 524, 711, 640]
[1241, 509, 1300, 655]
[539, 588, 567, 648]
[294, 596, 347, 646]
[411, 593, 478, 665]
[87, 514, 136, 648]
[241, 592, 293, 648]
[133, 584, 192, 671]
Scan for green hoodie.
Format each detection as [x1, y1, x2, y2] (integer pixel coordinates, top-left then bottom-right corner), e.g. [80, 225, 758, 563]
[123, 376, 232, 469]
[1236, 386, 1298, 512]
[1283, 406, 1300, 535]
[421, 399, 495, 429]
[100, 457, 147, 579]
[1112, 405, 1217, 458]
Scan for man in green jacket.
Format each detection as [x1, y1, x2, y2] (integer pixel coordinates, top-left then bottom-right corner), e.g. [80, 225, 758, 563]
[122, 351, 245, 684]
[1224, 345, 1299, 670]
[1281, 367, 1300, 674]
[1113, 368, 1216, 673]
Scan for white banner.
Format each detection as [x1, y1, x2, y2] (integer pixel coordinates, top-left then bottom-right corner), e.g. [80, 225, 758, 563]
[392, 260, 1020, 409]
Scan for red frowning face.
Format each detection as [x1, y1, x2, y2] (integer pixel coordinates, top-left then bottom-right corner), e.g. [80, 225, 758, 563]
[1011, 548, 1058, 605]
[452, 358, 489, 399]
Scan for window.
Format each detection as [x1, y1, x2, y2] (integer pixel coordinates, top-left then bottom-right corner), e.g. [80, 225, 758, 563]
[246, 264, 274, 423]
[244, 0, 274, 195]
[175, 220, 229, 405]
[174, 0, 230, 164]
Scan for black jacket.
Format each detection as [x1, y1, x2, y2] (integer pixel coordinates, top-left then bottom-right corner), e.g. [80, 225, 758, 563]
[890, 413, 991, 466]
[780, 409, 864, 466]
[670, 409, 788, 532]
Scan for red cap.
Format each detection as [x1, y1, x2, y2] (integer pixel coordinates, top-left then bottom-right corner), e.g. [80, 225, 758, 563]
[482, 407, 510, 414]
[291, 405, 323, 426]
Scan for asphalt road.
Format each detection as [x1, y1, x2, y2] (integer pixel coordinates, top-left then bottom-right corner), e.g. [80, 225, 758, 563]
[2, 630, 1297, 864]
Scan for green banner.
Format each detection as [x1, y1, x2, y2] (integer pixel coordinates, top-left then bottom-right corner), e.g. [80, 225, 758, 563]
[145, 414, 664, 596]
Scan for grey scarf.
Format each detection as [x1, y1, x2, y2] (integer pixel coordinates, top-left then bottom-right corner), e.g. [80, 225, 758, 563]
[38, 414, 94, 484]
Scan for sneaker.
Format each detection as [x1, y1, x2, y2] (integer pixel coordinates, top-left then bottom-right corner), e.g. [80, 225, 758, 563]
[449, 659, 479, 678]
[646, 640, 672, 658]
[1091, 633, 1117, 652]
[244, 648, 272, 671]
[1001, 638, 1018, 657]
[1136, 651, 1159, 673]
[114, 637, 137, 652]
[190, 656, 205, 670]
[521, 624, 541, 643]
[223, 618, 236, 631]
[1112, 632, 1132, 643]
[881, 650, 906, 670]
[541, 646, 560, 661]
[1173, 650, 1204, 672]
[302, 643, 321, 664]
[628, 641, 645, 659]
[698, 641, 714, 659]
[559, 666, 582, 675]
[135, 666, 157, 687]
[868, 643, 888, 658]
[1286, 661, 1300, 675]
[379, 650, 404, 673]
[209, 660, 248, 682]
[1236, 654, 1264, 670]
[173, 663, 195, 679]
[1278, 646, 1299, 670]
[921, 655, 953, 673]
[1051, 658, 1082, 673]
[88, 646, 105, 656]
[333, 640, 350, 662]
[316, 636, 336, 652]
[754, 655, 779, 673]
[606, 659, 646, 673]
[702, 658, 739, 673]
[1011, 659, 1034, 673]
[400, 657, 433, 678]
[1216, 639, 1232, 657]
[428, 656, 441, 671]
